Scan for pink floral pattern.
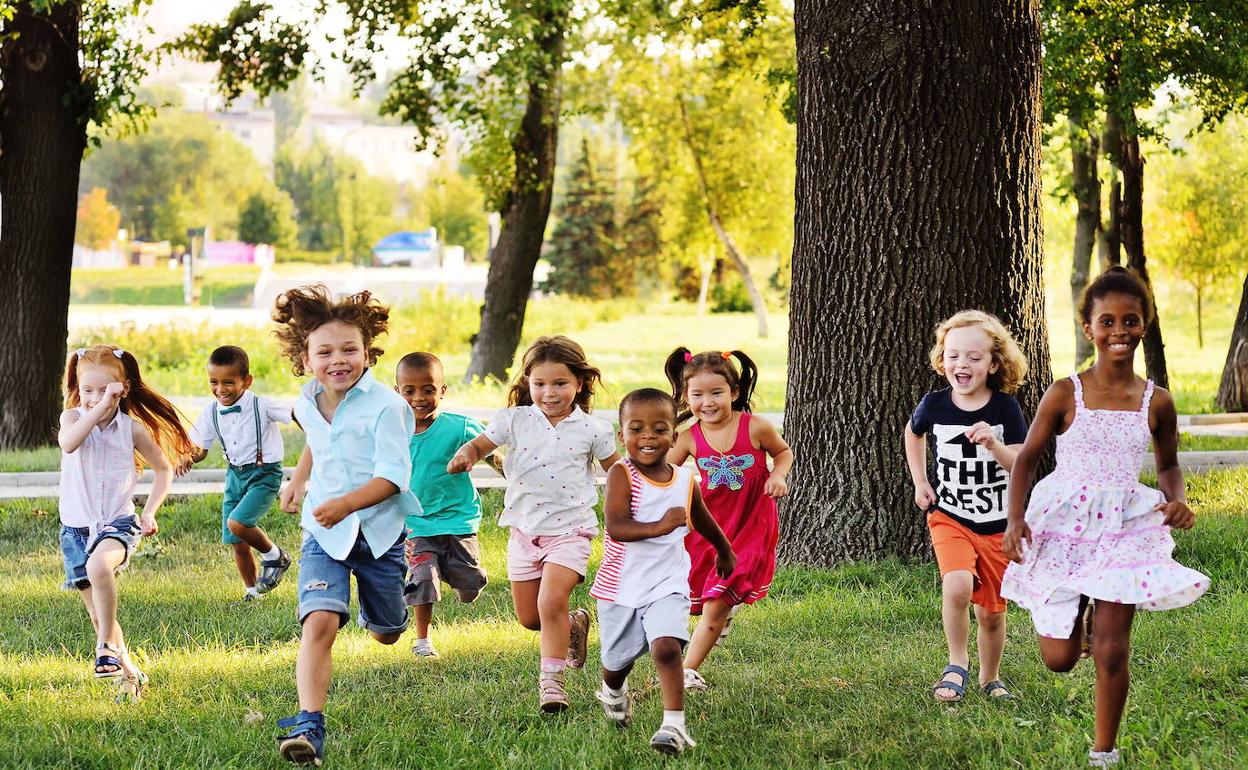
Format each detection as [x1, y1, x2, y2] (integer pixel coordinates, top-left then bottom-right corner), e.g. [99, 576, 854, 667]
[1000, 374, 1209, 638]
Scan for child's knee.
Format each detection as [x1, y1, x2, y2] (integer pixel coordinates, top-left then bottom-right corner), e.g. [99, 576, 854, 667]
[515, 606, 541, 630]
[650, 638, 683, 669]
[536, 593, 570, 620]
[85, 556, 114, 582]
[1040, 648, 1079, 673]
[226, 518, 251, 537]
[976, 608, 1005, 631]
[942, 571, 974, 604]
[1092, 635, 1130, 672]
[371, 631, 402, 645]
[300, 611, 341, 644]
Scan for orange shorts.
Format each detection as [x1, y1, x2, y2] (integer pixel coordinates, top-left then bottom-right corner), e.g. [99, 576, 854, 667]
[927, 510, 1008, 613]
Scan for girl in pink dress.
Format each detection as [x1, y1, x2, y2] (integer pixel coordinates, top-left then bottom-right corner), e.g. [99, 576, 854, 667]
[1001, 267, 1208, 768]
[664, 348, 793, 691]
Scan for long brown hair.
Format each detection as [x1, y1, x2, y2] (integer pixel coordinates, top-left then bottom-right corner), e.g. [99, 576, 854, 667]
[663, 347, 759, 424]
[272, 284, 390, 376]
[64, 345, 195, 466]
[507, 336, 603, 413]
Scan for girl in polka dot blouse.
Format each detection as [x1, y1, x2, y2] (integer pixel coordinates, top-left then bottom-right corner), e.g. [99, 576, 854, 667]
[1001, 267, 1208, 768]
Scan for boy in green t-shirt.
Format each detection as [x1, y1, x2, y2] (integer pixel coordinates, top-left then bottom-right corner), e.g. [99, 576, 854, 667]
[395, 352, 493, 657]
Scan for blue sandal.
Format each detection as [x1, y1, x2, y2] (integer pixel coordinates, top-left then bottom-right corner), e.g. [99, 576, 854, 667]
[932, 664, 968, 703]
[277, 710, 326, 766]
[94, 642, 124, 678]
[981, 680, 1015, 701]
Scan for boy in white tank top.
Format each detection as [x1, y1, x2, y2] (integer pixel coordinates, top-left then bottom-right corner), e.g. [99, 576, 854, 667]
[589, 389, 735, 756]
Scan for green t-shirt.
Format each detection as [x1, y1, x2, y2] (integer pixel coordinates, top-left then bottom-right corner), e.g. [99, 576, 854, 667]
[404, 412, 485, 537]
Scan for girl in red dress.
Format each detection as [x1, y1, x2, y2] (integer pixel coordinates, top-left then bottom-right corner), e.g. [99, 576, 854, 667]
[664, 348, 793, 690]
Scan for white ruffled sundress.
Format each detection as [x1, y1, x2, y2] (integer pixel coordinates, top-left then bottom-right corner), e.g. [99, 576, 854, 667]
[1000, 374, 1209, 638]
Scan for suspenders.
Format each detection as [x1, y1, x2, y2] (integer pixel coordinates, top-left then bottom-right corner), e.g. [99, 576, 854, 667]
[210, 396, 266, 467]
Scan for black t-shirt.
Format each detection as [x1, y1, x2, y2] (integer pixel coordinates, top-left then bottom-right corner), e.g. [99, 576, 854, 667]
[910, 388, 1028, 534]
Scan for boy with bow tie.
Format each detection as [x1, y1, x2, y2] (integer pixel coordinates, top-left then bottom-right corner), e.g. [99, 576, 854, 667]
[184, 345, 294, 601]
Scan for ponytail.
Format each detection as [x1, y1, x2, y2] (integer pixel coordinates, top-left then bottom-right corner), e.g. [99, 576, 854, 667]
[728, 350, 758, 413]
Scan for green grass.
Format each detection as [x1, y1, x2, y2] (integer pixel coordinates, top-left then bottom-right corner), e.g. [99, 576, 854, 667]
[1180, 433, 1248, 452]
[72, 267, 262, 308]
[2, 472, 1246, 769]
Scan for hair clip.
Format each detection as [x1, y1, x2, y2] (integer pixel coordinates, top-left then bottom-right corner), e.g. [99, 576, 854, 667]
[720, 351, 732, 360]
[683, 352, 693, 363]
[76, 348, 86, 357]
[113, 349, 125, 359]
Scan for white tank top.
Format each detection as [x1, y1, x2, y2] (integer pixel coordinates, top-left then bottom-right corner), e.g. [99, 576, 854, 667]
[59, 407, 137, 527]
[591, 461, 695, 608]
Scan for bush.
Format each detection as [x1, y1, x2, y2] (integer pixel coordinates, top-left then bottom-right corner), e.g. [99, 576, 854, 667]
[711, 277, 754, 313]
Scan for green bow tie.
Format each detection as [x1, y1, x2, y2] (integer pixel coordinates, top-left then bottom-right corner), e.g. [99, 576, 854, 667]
[219, 405, 242, 415]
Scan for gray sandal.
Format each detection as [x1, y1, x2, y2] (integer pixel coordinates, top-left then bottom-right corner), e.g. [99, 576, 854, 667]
[981, 680, 1014, 700]
[932, 664, 968, 702]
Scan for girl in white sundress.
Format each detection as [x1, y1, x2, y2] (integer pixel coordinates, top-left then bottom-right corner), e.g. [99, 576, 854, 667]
[1001, 267, 1208, 769]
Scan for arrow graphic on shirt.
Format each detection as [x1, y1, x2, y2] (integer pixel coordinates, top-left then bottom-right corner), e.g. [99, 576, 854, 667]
[944, 431, 980, 459]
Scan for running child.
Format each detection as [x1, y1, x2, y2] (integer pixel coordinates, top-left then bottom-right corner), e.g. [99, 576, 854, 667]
[272, 285, 421, 766]
[590, 388, 735, 755]
[58, 345, 194, 702]
[663, 348, 792, 691]
[448, 335, 619, 712]
[183, 345, 293, 602]
[1001, 267, 1208, 768]
[394, 352, 490, 658]
[903, 310, 1029, 703]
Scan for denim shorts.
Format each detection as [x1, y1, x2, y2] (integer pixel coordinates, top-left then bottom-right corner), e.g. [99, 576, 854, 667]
[297, 531, 409, 635]
[59, 515, 141, 590]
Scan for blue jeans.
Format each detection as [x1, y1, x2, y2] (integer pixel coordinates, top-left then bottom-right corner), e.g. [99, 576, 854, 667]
[297, 531, 409, 635]
[59, 516, 140, 590]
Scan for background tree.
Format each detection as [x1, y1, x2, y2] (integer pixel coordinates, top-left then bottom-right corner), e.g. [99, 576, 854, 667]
[1217, 272, 1248, 411]
[542, 140, 619, 299]
[406, 167, 489, 260]
[75, 188, 122, 251]
[0, 0, 151, 449]
[238, 188, 298, 249]
[783, 2, 1050, 564]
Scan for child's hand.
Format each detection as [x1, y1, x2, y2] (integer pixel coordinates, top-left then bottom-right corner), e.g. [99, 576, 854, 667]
[93, 382, 125, 415]
[312, 497, 352, 528]
[139, 513, 158, 537]
[715, 548, 737, 579]
[913, 481, 937, 511]
[446, 452, 473, 474]
[764, 474, 789, 498]
[280, 482, 305, 514]
[965, 421, 999, 451]
[1001, 520, 1031, 563]
[174, 456, 193, 477]
[659, 506, 688, 534]
[1155, 500, 1196, 530]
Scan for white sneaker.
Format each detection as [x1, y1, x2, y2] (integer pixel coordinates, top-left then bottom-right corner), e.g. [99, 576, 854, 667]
[594, 683, 631, 727]
[1089, 749, 1120, 767]
[412, 638, 439, 657]
[650, 723, 697, 755]
[683, 668, 709, 691]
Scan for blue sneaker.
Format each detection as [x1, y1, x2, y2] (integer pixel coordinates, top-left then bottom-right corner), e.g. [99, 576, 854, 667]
[277, 711, 325, 766]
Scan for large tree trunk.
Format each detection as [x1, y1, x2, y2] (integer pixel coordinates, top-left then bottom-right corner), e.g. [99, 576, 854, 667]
[1070, 125, 1100, 369]
[1116, 125, 1169, 388]
[1216, 272, 1248, 411]
[0, 3, 87, 449]
[783, 2, 1050, 565]
[677, 98, 769, 338]
[464, 12, 565, 382]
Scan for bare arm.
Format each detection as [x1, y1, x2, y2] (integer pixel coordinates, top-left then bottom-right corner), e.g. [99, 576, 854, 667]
[965, 421, 1022, 471]
[752, 417, 793, 498]
[1149, 387, 1195, 529]
[132, 421, 173, 536]
[903, 424, 936, 510]
[688, 484, 736, 578]
[599, 451, 621, 472]
[58, 385, 122, 453]
[602, 464, 686, 542]
[280, 445, 313, 513]
[448, 434, 499, 474]
[666, 429, 693, 467]
[311, 478, 401, 528]
[1002, 382, 1071, 562]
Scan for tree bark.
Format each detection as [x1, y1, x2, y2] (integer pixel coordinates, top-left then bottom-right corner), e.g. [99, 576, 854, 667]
[1101, 112, 1121, 269]
[0, 3, 87, 449]
[1116, 125, 1169, 388]
[1216, 271, 1248, 411]
[464, 11, 565, 382]
[677, 98, 769, 338]
[783, 1, 1050, 565]
[1070, 125, 1099, 369]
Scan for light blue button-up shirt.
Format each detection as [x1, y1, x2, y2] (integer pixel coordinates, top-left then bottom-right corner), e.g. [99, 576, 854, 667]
[295, 368, 421, 560]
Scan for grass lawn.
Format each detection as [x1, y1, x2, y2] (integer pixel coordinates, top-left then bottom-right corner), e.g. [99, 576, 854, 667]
[2, 470, 1245, 769]
[72, 267, 261, 308]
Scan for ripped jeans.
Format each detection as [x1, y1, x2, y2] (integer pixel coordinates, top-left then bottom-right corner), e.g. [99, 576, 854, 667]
[296, 531, 409, 636]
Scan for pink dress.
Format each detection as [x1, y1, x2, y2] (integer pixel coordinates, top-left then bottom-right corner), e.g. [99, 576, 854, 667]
[1000, 374, 1209, 638]
[686, 412, 778, 613]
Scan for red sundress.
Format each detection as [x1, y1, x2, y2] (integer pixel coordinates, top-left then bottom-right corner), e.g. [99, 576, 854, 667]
[685, 412, 779, 613]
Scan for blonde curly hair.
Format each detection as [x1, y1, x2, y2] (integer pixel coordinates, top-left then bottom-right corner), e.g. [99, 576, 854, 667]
[928, 310, 1028, 394]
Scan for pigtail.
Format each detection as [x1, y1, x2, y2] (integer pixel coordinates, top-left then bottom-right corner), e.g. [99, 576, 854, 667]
[116, 350, 195, 464]
[63, 350, 83, 408]
[729, 350, 758, 413]
[508, 375, 532, 408]
[663, 347, 692, 421]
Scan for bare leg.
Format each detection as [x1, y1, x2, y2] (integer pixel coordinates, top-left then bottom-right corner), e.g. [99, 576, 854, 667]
[683, 599, 733, 671]
[1091, 601, 1135, 753]
[296, 611, 340, 712]
[228, 519, 275, 554]
[934, 570, 973, 699]
[651, 638, 686, 711]
[975, 606, 1006, 686]
[536, 564, 581, 660]
[1038, 595, 1090, 674]
[85, 540, 138, 676]
[602, 662, 633, 692]
[231, 541, 257, 588]
[78, 586, 101, 637]
[412, 603, 434, 639]
[512, 579, 542, 631]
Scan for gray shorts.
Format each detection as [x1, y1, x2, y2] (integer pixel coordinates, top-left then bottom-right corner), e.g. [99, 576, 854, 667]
[404, 534, 487, 606]
[597, 593, 691, 672]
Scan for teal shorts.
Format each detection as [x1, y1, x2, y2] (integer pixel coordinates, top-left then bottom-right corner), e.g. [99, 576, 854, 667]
[222, 462, 283, 544]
